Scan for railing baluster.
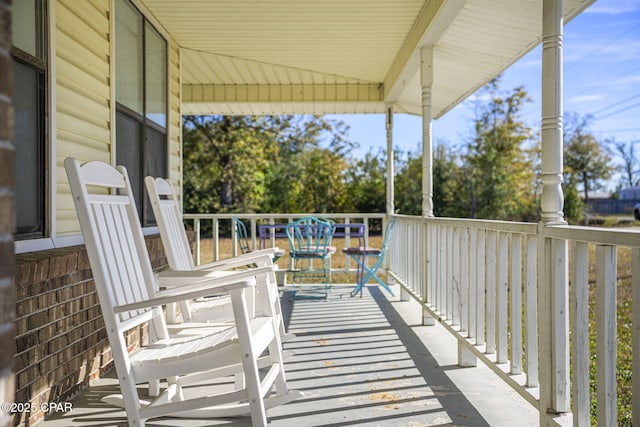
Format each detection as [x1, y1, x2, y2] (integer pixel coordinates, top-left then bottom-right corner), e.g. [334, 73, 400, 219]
[452, 227, 460, 326]
[570, 241, 589, 427]
[525, 234, 538, 387]
[231, 218, 239, 257]
[213, 218, 219, 261]
[250, 218, 257, 250]
[416, 223, 422, 300]
[510, 233, 522, 374]
[596, 244, 617, 427]
[551, 238, 570, 412]
[476, 229, 486, 347]
[194, 218, 201, 265]
[423, 220, 435, 325]
[497, 231, 508, 363]
[460, 227, 469, 333]
[468, 228, 477, 339]
[439, 225, 446, 317]
[486, 230, 497, 355]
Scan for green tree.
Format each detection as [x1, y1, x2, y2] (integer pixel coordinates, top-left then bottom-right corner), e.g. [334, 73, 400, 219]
[562, 176, 585, 224]
[344, 148, 386, 213]
[563, 113, 613, 205]
[395, 144, 466, 217]
[182, 115, 276, 213]
[610, 138, 638, 188]
[432, 143, 467, 217]
[183, 115, 357, 215]
[464, 78, 537, 221]
[394, 148, 422, 216]
[262, 115, 356, 213]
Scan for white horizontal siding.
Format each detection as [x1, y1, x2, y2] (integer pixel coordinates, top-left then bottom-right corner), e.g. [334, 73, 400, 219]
[55, 0, 111, 236]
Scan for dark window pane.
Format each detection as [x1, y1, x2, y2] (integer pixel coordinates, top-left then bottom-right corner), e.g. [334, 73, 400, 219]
[14, 61, 44, 236]
[116, 108, 143, 220]
[115, 0, 144, 114]
[145, 22, 167, 128]
[12, 0, 44, 60]
[145, 125, 167, 224]
[115, 0, 167, 226]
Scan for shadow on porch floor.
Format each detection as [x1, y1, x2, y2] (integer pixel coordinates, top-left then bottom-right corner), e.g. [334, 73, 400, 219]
[43, 284, 538, 426]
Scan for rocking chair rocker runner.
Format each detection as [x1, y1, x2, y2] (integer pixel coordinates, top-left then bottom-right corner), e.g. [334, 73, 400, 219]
[66, 158, 300, 426]
[343, 218, 396, 297]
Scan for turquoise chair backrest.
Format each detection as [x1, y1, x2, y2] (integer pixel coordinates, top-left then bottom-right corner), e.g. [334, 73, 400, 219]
[232, 217, 252, 254]
[286, 216, 334, 256]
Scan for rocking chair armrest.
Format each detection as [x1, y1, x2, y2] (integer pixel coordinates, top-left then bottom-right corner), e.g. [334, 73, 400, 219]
[156, 265, 278, 288]
[113, 277, 256, 314]
[193, 248, 278, 271]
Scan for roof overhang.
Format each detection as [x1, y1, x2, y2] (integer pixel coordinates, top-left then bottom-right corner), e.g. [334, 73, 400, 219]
[140, 0, 597, 117]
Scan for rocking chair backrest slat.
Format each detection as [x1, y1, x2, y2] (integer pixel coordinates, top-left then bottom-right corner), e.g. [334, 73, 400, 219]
[66, 158, 156, 330]
[145, 177, 196, 271]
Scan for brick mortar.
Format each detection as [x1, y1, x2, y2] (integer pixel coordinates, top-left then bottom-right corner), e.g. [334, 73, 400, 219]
[14, 317, 104, 363]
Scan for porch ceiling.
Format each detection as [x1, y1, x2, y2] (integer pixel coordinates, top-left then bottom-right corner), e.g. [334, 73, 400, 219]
[140, 0, 595, 117]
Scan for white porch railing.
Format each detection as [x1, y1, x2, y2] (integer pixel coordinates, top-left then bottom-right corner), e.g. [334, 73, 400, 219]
[182, 213, 386, 271]
[388, 214, 640, 427]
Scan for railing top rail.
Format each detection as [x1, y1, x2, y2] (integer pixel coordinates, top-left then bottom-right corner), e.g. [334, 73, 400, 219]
[183, 212, 386, 221]
[544, 224, 640, 247]
[393, 214, 538, 235]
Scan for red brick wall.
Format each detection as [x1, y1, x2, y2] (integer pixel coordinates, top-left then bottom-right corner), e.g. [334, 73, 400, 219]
[12, 236, 167, 426]
[0, 0, 16, 426]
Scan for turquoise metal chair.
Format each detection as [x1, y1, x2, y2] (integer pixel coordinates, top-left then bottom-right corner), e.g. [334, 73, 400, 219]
[286, 216, 335, 299]
[343, 218, 396, 297]
[233, 217, 284, 262]
[232, 217, 253, 255]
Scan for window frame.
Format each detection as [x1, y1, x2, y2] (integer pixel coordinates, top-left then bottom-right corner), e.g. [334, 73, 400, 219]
[115, 0, 169, 227]
[12, 0, 49, 241]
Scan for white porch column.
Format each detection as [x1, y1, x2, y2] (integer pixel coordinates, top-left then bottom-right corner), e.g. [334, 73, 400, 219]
[385, 105, 402, 297]
[420, 45, 436, 326]
[420, 45, 434, 219]
[386, 105, 395, 216]
[540, 0, 566, 226]
[538, 0, 570, 425]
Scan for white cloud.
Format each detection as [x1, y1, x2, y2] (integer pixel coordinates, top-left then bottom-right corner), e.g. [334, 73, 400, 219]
[567, 94, 604, 105]
[585, 0, 639, 15]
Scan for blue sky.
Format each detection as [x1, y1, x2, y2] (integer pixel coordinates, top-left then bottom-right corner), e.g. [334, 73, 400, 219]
[328, 0, 640, 189]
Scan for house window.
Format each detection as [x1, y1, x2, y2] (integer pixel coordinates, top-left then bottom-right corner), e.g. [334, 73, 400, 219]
[12, 0, 47, 239]
[115, 0, 167, 225]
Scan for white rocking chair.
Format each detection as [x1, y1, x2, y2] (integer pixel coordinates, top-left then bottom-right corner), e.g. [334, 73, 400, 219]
[65, 158, 300, 426]
[145, 176, 292, 340]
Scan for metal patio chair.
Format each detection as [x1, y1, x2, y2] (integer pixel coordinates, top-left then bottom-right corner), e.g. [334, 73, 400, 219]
[66, 158, 300, 426]
[233, 216, 284, 262]
[286, 216, 335, 299]
[343, 218, 396, 297]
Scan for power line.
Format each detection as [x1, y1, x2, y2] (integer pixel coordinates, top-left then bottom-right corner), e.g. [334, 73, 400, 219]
[588, 91, 640, 116]
[565, 21, 640, 72]
[594, 127, 640, 134]
[580, 63, 640, 94]
[594, 100, 640, 120]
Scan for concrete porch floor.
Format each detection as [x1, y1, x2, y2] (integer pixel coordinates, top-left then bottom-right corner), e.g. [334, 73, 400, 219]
[43, 284, 539, 426]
